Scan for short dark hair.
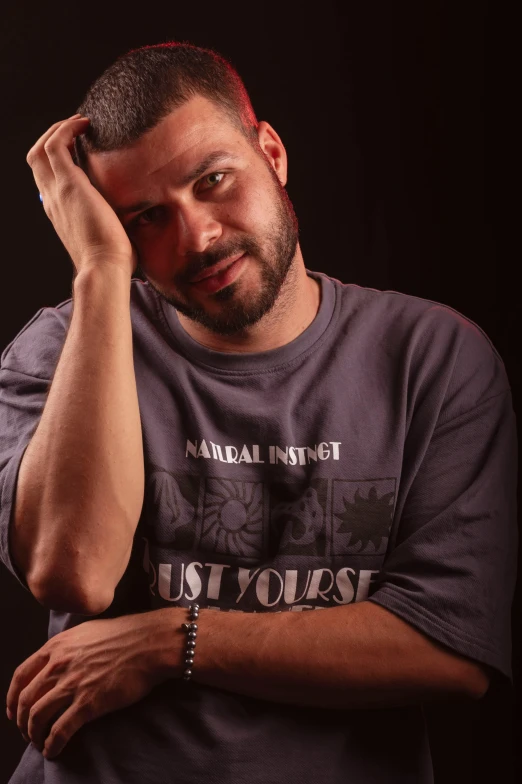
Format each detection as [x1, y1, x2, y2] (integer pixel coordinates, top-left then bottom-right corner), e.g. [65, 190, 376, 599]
[74, 42, 259, 166]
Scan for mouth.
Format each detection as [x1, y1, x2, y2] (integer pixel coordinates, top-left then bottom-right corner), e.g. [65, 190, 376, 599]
[189, 253, 247, 294]
[189, 252, 245, 283]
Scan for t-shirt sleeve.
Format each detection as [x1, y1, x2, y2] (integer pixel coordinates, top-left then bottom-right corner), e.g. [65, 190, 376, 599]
[0, 308, 68, 590]
[368, 307, 518, 683]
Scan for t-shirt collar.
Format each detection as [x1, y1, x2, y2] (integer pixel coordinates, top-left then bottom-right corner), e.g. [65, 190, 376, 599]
[157, 269, 336, 372]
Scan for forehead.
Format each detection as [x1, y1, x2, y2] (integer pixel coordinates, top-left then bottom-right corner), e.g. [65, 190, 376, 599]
[86, 95, 248, 202]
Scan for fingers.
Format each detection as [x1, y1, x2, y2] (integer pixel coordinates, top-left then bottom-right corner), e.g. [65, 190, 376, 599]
[44, 116, 90, 181]
[26, 115, 82, 173]
[7, 651, 87, 758]
[16, 661, 60, 746]
[26, 114, 82, 164]
[27, 691, 72, 753]
[26, 115, 89, 197]
[6, 650, 49, 738]
[42, 701, 90, 759]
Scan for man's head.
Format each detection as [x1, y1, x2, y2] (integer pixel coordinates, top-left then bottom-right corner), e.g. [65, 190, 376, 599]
[76, 43, 300, 337]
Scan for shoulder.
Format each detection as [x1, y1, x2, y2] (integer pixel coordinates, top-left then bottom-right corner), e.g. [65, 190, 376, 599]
[0, 278, 159, 377]
[321, 274, 510, 410]
[1, 300, 71, 378]
[327, 275, 497, 349]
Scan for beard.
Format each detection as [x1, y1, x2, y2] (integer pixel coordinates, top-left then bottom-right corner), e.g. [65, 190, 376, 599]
[139, 163, 300, 336]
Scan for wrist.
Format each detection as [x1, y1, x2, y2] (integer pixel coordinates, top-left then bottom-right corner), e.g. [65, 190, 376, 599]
[73, 260, 133, 294]
[151, 605, 203, 682]
[180, 604, 200, 681]
[151, 607, 189, 681]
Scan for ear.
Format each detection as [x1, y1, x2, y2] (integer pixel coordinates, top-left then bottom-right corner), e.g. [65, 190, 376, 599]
[256, 122, 288, 186]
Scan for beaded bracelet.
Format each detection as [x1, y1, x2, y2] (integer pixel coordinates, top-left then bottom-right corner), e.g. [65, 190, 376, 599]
[181, 603, 199, 680]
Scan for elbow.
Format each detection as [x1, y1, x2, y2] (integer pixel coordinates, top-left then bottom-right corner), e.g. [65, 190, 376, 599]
[459, 661, 491, 701]
[30, 572, 115, 616]
[468, 668, 491, 700]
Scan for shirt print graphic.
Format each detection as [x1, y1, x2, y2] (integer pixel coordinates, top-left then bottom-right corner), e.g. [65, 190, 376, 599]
[141, 465, 396, 614]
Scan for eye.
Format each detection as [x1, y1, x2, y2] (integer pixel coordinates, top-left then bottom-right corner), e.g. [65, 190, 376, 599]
[129, 206, 163, 229]
[199, 171, 225, 191]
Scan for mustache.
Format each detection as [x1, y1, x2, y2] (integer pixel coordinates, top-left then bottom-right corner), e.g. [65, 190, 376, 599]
[179, 238, 260, 284]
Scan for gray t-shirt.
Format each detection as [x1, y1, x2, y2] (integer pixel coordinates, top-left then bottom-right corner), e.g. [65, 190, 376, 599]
[0, 270, 517, 783]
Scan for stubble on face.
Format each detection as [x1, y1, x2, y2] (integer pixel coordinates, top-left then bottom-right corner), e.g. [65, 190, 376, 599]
[141, 154, 300, 337]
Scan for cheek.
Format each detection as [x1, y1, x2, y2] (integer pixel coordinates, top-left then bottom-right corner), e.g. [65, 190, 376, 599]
[133, 235, 171, 279]
[131, 224, 170, 253]
[228, 183, 273, 232]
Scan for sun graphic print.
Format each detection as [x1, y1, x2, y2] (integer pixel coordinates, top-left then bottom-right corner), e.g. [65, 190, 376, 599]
[332, 478, 396, 556]
[200, 479, 265, 557]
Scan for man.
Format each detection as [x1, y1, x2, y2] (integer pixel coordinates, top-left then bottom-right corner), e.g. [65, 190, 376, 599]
[0, 42, 517, 783]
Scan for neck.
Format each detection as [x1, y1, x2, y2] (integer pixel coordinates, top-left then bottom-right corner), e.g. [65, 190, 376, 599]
[176, 250, 321, 354]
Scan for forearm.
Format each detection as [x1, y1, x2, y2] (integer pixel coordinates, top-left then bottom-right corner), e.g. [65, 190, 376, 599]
[160, 601, 488, 709]
[12, 265, 144, 614]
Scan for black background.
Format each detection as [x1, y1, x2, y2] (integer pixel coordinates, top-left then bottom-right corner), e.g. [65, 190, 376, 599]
[0, 1, 519, 782]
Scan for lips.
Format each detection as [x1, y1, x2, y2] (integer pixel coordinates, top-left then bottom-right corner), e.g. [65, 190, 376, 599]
[189, 254, 248, 294]
[189, 253, 245, 284]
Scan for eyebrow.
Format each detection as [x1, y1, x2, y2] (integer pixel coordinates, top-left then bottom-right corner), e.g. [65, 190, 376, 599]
[115, 151, 240, 219]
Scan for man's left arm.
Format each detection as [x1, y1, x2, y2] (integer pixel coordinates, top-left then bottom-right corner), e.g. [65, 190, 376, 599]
[6, 598, 488, 759]
[171, 598, 490, 707]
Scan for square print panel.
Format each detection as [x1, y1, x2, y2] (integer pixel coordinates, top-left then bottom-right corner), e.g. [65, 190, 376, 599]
[268, 480, 329, 557]
[331, 478, 396, 556]
[143, 468, 199, 549]
[199, 478, 265, 558]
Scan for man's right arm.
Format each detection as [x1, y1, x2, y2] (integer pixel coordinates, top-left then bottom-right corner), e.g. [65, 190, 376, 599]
[11, 264, 144, 616]
[10, 114, 144, 616]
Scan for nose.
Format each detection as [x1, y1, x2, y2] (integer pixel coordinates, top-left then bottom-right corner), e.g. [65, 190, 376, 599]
[173, 202, 223, 257]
